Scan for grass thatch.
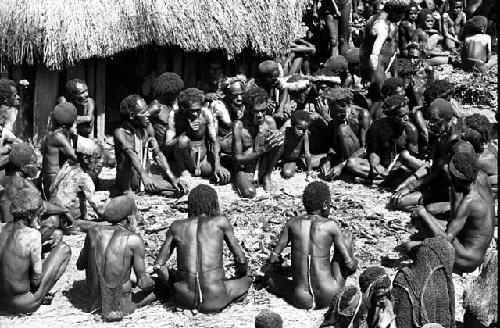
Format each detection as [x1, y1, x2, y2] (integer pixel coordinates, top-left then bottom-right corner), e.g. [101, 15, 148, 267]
[0, 0, 310, 70]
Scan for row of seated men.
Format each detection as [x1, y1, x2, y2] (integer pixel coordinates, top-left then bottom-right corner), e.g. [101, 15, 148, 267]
[0, 177, 495, 328]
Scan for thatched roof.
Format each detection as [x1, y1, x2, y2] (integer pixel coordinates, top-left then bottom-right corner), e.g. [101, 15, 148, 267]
[0, 0, 310, 70]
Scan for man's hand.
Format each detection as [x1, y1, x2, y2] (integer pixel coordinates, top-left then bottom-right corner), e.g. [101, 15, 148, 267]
[267, 99, 277, 114]
[315, 97, 330, 120]
[141, 174, 157, 193]
[173, 178, 188, 195]
[268, 252, 283, 266]
[273, 111, 288, 123]
[369, 54, 379, 71]
[411, 205, 427, 220]
[390, 187, 410, 207]
[138, 275, 155, 292]
[345, 258, 359, 276]
[213, 166, 231, 184]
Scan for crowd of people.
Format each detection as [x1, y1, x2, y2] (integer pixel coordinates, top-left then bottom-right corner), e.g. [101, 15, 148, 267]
[0, 0, 497, 327]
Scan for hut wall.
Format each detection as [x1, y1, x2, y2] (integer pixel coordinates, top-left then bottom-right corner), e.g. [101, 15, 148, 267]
[33, 65, 59, 145]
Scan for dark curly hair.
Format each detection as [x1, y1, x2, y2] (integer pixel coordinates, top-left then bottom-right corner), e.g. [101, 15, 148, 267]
[178, 88, 204, 111]
[0, 78, 16, 105]
[417, 9, 434, 29]
[65, 78, 87, 103]
[383, 95, 408, 116]
[188, 184, 220, 217]
[292, 110, 311, 125]
[396, 58, 417, 78]
[464, 113, 491, 145]
[381, 77, 404, 98]
[461, 128, 482, 153]
[152, 72, 184, 105]
[313, 68, 336, 77]
[359, 266, 387, 293]
[450, 151, 478, 182]
[424, 80, 455, 105]
[324, 55, 348, 74]
[384, 0, 409, 16]
[11, 188, 42, 221]
[302, 181, 331, 213]
[242, 87, 269, 111]
[426, 98, 454, 122]
[255, 310, 283, 328]
[324, 88, 353, 102]
[119, 94, 145, 116]
[461, 15, 488, 37]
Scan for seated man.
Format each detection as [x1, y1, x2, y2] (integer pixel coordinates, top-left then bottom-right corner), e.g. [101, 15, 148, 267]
[370, 77, 406, 121]
[281, 110, 319, 178]
[398, 2, 420, 57]
[413, 10, 450, 65]
[113, 95, 187, 196]
[441, 0, 466, 51]
[393, 237, 455, 328]
[0, 78, 20, 138]
[49, 138, 105, 232]
[233, 88, 284, 197]
[406, 151, 494, 274]
[210, 77, 246, 156]
[77, 195, 155, 322]
[263, 181, 358, 309]
[148, 72, 184, 153]
[166, 88, 229, 183]
[62, 79, 95, 138]
[345, 95, 421, 188]
[153, 184, 252, 313]
[391, 98, 458, 211]
[41, 102, 78, 197]
[0, 189, 71, 314]
[464, 114, 497, 190]
[461, 16, 494, 73]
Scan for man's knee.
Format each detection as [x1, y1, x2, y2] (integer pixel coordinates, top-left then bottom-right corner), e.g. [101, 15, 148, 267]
[176, 135, 191, 150]
[235, 172, 256, 198]
[345, 157, 357, 171]
[53, 242, 72, 259]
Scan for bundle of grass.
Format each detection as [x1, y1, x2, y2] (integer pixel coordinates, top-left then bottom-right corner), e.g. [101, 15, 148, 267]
[392, 237, 455, 328]
[463, 249, 497, 328]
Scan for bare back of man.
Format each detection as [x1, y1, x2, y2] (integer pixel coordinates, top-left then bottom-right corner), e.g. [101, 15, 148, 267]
[0, 222, 70, 314]
[266, 215, 355, 309]
[41, 130, 76, 195]
[156, 215, 251, 313]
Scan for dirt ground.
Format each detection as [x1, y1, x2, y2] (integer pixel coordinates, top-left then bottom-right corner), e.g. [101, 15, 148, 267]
[0, 65, 497, 328]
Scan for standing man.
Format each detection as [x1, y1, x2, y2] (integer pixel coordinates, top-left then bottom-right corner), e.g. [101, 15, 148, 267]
[41, 102, 78, 197]
[77, 195, 155, 322]
[263, 181, 358, 309]
[0, 189, 71, 314]
[0, 78, 20, 137]
[113, 95, 187, 196]
[154, 185, 252, 313]
[64, 79, 95, 138]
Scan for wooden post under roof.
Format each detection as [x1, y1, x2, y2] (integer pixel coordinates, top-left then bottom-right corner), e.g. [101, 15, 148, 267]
[12, 66, 24, 137]
[171, 47, 184, 77]
[33, 64, 59, 145]
[183, 52, 196, 88]
[95, 59, 106, 141]
[86, 60, 96, 138]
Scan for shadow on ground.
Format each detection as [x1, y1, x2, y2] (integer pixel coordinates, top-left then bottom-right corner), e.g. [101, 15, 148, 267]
[63, 279, 89, 312]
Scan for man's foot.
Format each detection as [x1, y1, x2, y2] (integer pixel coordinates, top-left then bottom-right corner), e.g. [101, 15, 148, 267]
[263, 175, 276, 192]
[233, 291, 248, 304]
[41, 293, 54, 305]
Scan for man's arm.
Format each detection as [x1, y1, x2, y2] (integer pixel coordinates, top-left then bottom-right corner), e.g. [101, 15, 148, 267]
[405, 123, 419, 154]
[164, 111, 177, 148]
[417, 199, 470, 242]
[220, 217, 247, 276]
[76, 234, 90, 270]
[30, 231, 43, 290]
[148, 127, 177, 185]
[304, 132, 312, 174]
[154, 225, 176, 267]
[271, 220, 291, 258]
[76, 98, 95, 124]
[330, 221, 357, 272]
[54, 132, 77, 162]
[370, 21, 390, 70]
[130, 235, 154, 291]
[114, 129, 148, 180]
[358, 108, 371, 148]
[232, 121, 262, 164]
[81, 178, 103, 218]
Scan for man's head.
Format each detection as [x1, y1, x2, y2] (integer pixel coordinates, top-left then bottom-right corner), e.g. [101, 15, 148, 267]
[425, 98, 454, 136]
[178, 88, 204, 121]
[258, 60, 280, 89]
[324, 88, 353, 121]
[65, 78, 89, 107]
[286, 75, 311, 105]
[464, 113, 491, 146]
[152, 72, 184, 106]
[207, 59, 224, 85]
[448, 151, 478, 192]
[384, 0, 408, 22]
[452, 0, 463, 15]
[9, 143, 37, 177]
[383, 95, 410, 128]
[303, 181, 331, 216]
[406, 43, 424, 64]
[465, 15, 488, 34]
[424, 80, 455, 104]
[188, 184, 220, 217]
[104, 194, 139, 231]
[221, 78, 245, 111]
[381, 77, 405, 98]
[0, 78, 19, 108]
[10, 188, 42, 228]
[323, 55, 349, 82]
[255, 310, 283, 328]
[407, 2, 419, 21]
[358, 266, 394, 328]
[396, 58, 418, 87]
[243, 87, 269, 126]
[313, 68, 339, 96]
[461, 128, 482, 154]
[52, 102, 77, 128]
[291, 110, 311, 138]
[77, 137, 103, 175]
[119, 95, 150, 128]
[418, 9, 435, 30]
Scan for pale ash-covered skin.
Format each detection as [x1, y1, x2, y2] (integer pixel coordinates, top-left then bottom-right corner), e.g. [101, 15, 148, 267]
[267, 214, 358, 309]
[76, 224, 154, 314]
[0, 222, 71, 314]
[154, 215, 251, 313]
